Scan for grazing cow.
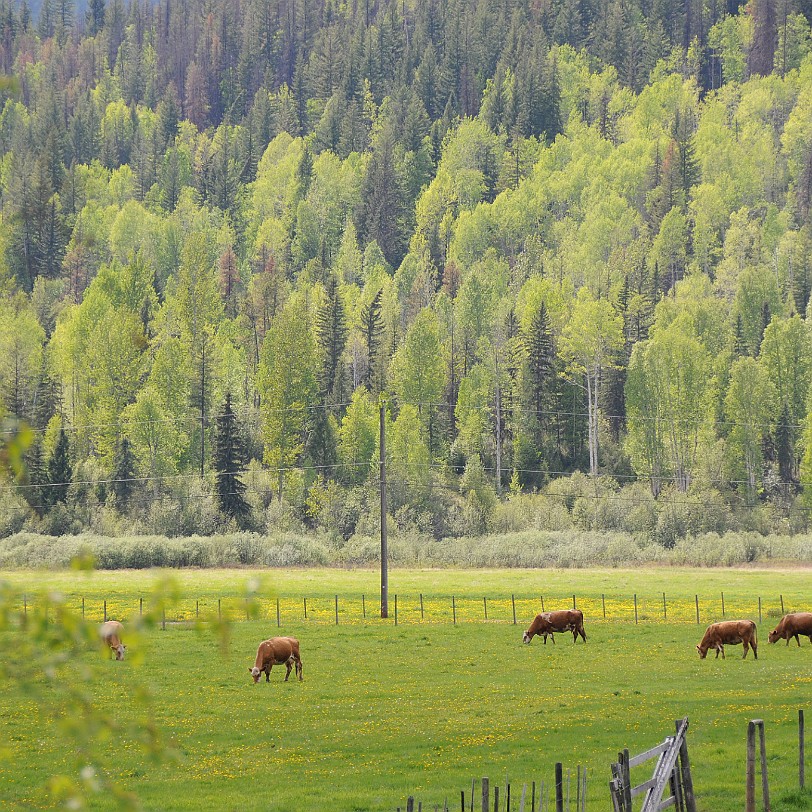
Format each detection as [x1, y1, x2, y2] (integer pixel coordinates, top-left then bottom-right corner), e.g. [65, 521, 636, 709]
[100, 620, 126, 661]
[522, 610, 587, 645]
[249, 637, 303, 683]
[696, 620, 757, 660]
[768, 612, 812, 646]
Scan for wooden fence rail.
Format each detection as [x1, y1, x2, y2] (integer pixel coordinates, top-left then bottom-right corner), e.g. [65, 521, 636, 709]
[610, 718, 696, 812]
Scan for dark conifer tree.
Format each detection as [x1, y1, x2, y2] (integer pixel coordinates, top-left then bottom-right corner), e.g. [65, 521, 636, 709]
[45, 427, 71, 506]
[112, 437, 136, 508]
[86, 0, 105, 35]
[775, 403, 794, 488]
[749, 0, 777, 76]
[214, 393, 251, 525]
[360, 288, 383, 389]
[315, 273, 348, 401]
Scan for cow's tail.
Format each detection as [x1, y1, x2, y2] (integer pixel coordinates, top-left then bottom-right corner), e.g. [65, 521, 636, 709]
[751, 621, 757, 645]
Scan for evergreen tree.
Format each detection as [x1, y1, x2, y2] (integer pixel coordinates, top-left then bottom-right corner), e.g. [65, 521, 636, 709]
[86, 0, 105, 36]
[360, 288, 383, 390]
[214, 393, 251, 525]
[775, 403, 794, 487]
[112, 436, 136, 508]
[45, 427, 71, 506]
[315, 273, 348, 401]
[525, 300, 556, 424]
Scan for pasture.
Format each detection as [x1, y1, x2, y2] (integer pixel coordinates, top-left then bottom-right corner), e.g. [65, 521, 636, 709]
[1, 567, 812, 811]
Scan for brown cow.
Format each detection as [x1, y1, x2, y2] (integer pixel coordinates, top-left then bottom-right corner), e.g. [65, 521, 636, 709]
[522, 610, 586, 645]
[249, 637, 303, 683]
[696, 620, 757, 659]
[100, 620, 126, 661]
[768, 612, 812, 646]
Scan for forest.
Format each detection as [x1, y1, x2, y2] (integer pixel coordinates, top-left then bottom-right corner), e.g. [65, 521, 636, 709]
[2, 0, 812, 548]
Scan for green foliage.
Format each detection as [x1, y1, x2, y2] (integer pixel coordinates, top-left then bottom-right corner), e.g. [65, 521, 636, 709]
[3, 0, 812, 537]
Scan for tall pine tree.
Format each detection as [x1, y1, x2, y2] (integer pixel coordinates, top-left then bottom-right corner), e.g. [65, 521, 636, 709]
[214, 393, 251, 526]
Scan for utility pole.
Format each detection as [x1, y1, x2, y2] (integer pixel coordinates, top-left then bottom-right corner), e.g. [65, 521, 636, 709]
[380, 398, 388, 618]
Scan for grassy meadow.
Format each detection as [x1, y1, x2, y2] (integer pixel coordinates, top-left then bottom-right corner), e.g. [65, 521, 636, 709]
[1, 567, 812, 811]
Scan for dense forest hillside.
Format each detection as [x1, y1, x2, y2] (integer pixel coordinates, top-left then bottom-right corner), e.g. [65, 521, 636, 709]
[2, 0, 812, 546]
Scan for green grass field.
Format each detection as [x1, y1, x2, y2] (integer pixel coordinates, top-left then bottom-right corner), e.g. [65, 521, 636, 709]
[2, 567, 812, 811]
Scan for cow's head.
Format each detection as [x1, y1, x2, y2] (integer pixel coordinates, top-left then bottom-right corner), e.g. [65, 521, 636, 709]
[696, 644, 707, 659]
[522, 631, 532, 644]
[249, 666, 262, 684]
[115, 644, 126, 661]
[768, 629, 781, 644]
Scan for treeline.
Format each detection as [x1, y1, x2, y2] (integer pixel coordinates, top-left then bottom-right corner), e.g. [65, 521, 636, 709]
[2, 0, 812, 544]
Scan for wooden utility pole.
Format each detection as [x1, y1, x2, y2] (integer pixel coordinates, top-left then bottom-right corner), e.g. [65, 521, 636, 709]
[380, 400, 388, 618]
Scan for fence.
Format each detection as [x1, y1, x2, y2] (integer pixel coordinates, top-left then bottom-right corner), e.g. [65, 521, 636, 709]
[610, 718, 695, 812]
[398, 766, 590, 812]
[10, 590, 802, 627]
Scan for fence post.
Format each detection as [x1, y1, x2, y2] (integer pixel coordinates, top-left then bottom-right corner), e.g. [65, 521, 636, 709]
[721, 591, 725, 617]
[304, 597, 307, 619]
[80, 596, 82, 618]
[758, 720, 770, 811]
[747, 721, 757, 812]
[531, 780, 536, 812]
[335, 595, 339, 625]
[420, 593, 424, 620]
[695, 595, 699, 624]
[676, 719, 696, 812]
[139, 597, 142, 617]
[622, 749, 632, 812]
[362, 594, 365, 618]
[602, 593, 606, 619]
[512, 594, 517, 625]
[541, 595, 545, 612]
[800, 709, 806, 789]
[162, 608, 166, 631]
[555, 763, 563, 812]
[452, 596, 456, 625]
[276, 597, 280, 627]
[104, 599, 107, 622]
[218, 598, 221, 620]
[484, 597, 488, 621]
[482, 778, 490, 812]
[634, 594, 638, 625]
[572, 594, 576, 610]
[394, 594, 398, 626]
[407, 797, 414, 812]
[663, 592, 667, 621]
[781, 595, 785, 614]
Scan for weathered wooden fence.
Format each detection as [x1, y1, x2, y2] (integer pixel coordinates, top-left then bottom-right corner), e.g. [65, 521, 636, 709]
[609, 718, 696, 812]
[397, 766, 589, 812]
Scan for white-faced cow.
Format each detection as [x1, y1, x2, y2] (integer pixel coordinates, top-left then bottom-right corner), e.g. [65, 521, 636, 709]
[100, 620, 126, 661]
[768, 612, 812, 646]
[249, 637, 303, 683]
[696, 620, 757, 660]
[522, 610, 586, 645]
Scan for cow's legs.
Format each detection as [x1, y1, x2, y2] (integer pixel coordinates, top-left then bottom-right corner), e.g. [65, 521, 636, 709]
[296, 657, 303, 681]
[284, 660, 292, 681]
[742, 642, 749, 659]
[265, 666, 271, 682]
[795, 634, 801, 647]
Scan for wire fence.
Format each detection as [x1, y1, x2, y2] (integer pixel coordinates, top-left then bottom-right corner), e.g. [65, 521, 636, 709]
[10, 591, 800, 627]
